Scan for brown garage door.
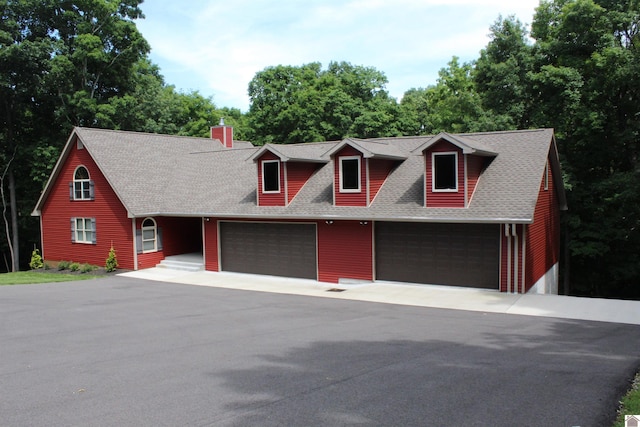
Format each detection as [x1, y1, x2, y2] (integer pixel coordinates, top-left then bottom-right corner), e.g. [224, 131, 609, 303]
[375, 222, 499, 289]
[220, 222, 317, 280]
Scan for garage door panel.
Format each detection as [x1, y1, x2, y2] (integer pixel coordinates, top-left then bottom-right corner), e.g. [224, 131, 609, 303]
[376, 222, 499, 289]
[220, 222, 317, 280]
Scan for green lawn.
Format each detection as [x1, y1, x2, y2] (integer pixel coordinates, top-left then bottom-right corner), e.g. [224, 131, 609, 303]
[614, 372, 640, 426]
[0, 271, 100, 285]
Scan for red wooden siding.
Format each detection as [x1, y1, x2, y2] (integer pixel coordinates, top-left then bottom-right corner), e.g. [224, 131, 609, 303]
[257, 152, 286, 206]
[525, 160, 560, 291]
[204, 219, 219, 271]
[40, 138, 134, 269]
[500, 223, 526, 293]
[135, 216, 201, 269]
[466, 155, 484, 204]
[334, 146, 367, 207]
[286, 162, 317, 203]
[425, 141, 465, 208]
[368, 159, 395, 203]
[317, 220, 373, 283]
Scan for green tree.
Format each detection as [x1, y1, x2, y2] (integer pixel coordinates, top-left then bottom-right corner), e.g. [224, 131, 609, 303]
[399, 57, 510, 135]
[0, 0, 151, 271]
[247, 62, 400, 144]
[529, 0, 640, 297]
[475, 15, 534, 129]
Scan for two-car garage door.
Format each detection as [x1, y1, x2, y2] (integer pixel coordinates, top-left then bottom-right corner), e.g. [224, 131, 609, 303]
[375, 222, 500, 289]
[219, 222, 317, 280]
[219, 221, 499, 289]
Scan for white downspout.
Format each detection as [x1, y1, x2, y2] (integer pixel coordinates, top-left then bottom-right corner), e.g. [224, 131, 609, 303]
[132, 218, 138, 271]
[505, 224, 511, 294]
[512, 224, 518, 294]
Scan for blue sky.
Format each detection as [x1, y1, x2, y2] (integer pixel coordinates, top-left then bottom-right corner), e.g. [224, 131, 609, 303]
[135, 0, 540, 111]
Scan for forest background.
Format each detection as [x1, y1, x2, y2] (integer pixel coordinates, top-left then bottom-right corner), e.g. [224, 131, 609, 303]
[1, 0, 638, 298]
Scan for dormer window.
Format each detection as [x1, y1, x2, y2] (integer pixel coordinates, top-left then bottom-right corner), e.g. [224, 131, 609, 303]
[339, 156, 361, 192]
[72, 166, 94, 200]
[432, 152, 458, 192]
[262, 160, 280, 193]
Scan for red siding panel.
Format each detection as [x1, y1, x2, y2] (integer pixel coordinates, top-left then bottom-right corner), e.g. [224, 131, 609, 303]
[334, 147, 367, 207]
[287, 162, 317, 203]
[317, 220, 373, 283]
[135, 216, 202, 269]
[525, 161, 560, 291]
[257, 152, 286, 206]
[41, 138, 134, 269]
[466, 155, 484, 204]
[204, 219, 219, 271]
[425, 141, 465, 208]
[368, 159, 395, 203]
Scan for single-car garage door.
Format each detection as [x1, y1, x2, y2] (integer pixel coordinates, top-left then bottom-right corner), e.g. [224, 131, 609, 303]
[375, 222, 499, 289]
[220, 222, 317, 280]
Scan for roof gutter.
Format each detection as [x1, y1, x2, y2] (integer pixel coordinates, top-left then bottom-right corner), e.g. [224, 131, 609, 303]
[129, 211, 533, 224]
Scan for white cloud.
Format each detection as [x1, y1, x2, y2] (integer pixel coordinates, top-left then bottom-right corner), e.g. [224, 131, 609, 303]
[136, 0, 540, 111]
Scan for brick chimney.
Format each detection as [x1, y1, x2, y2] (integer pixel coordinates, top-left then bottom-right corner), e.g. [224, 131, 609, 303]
[211, 117, 233, 148]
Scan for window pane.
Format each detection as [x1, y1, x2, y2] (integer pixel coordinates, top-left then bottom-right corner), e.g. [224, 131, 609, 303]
[434, 155, 456, 190]
[142, 218, 155, 228]
[76, 218, 84, 230]
[263, 162, 279, 192]
[142, 229, 155, 240]
[341, 159, 359, 190]
[85, 231, 94, 242]
[75, 167, 89, 180]
[143, 240, 155, 251]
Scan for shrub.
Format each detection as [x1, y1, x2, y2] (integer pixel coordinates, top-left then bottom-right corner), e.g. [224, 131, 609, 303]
[69, 262, 80, 272]
[43, 263, 51, 270]
[80, 263, 97, 273]
[57, 260, 70, 271]
[105, 246, 118, 272]
[29, 249, 44, 270]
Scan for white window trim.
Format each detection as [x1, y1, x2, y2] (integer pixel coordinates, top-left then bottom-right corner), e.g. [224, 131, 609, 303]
[261, 160, 281, 193]
[75, 217, 95, 244]
[141, 217, 158, 253]
[339, 156, 361, 193]
[73, 165, 91, 200]
[432, 151, 458, 193]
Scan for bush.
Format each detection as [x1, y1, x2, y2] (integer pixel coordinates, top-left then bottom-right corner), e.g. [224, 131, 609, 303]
[57, 260, 70, 271]
[80, 263, 97, 273]
[105, 246, 118, 272]
[69, 262, 80, 272]
[43, 263, 51, 270]
[29, 249, 44, 270]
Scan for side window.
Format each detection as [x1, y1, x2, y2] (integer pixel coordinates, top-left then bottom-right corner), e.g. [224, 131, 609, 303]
[71, 166, 94, 200]
[141, 218, 157, 253]
[71, 217, 96, 244]
[432, 152, 458, 191]
[262, 160, 280, 193]
[544, 161, 549, 191]
[339, 156, 361, 192]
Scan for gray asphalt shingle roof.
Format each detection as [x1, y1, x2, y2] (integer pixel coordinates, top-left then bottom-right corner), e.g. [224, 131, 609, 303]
[34, 127, 565, 223]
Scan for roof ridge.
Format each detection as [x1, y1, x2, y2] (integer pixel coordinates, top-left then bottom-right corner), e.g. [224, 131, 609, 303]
[75, 127, 214, 143]
[459, 128, 552, 137]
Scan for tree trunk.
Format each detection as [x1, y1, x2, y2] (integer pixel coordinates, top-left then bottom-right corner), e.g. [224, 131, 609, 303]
[9, 168, 19, 272]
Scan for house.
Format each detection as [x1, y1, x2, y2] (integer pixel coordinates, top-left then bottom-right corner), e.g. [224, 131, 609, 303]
[32, 123, 567, 294]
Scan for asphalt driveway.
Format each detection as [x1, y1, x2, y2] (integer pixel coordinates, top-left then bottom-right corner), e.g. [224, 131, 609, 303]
[1, 277, 639, 427]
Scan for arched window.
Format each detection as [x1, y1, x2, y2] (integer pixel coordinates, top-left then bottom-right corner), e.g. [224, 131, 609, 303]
[141, 218, 157, 253]
[72, 166, 93, 200]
